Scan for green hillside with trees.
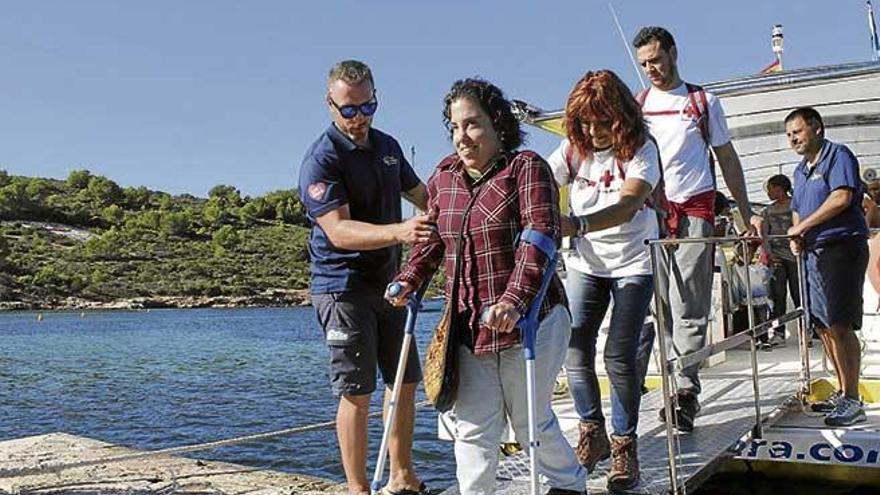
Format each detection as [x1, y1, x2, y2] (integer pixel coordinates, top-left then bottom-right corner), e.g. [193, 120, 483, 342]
[0, 169, 313, 310]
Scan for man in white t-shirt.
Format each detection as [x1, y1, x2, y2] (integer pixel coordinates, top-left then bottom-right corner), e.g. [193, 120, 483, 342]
[633, 26, 761, 432]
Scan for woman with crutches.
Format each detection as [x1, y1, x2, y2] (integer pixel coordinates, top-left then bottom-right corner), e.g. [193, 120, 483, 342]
[547, 70, 662, 491]
[388, 78, 586, 495]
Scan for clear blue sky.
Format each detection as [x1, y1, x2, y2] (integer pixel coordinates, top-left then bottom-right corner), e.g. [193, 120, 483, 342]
[1, 0, 876, 198]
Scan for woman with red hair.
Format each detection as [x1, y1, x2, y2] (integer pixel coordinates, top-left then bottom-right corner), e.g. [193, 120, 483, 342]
[547, 70, 661, 491]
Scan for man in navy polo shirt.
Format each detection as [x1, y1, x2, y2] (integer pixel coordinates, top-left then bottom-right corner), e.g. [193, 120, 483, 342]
[786, 106, 869, 427]
[298, 60, 434, 495]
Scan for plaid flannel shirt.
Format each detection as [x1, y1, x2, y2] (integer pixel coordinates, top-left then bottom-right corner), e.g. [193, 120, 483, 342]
[396, 150, 567, 356]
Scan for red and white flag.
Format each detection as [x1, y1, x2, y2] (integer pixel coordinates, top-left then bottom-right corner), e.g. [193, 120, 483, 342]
[760, 58, 782, 74]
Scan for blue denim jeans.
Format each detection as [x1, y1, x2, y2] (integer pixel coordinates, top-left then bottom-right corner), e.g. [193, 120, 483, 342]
[636, 320, 655, 390]
[565, 270, 654, 437]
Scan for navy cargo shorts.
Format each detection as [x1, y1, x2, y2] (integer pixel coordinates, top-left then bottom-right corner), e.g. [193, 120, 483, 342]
[805, 237, 869, 331]
[312, 290, 422, 397]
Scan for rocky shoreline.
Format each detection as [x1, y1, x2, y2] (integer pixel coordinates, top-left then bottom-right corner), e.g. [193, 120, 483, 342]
[0, 433, 345, 494]
[0, 288, 312, 312]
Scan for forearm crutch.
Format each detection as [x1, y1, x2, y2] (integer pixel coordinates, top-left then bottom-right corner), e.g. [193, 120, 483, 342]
[517, 229, 560, 495]
[371, 280, 429, 495]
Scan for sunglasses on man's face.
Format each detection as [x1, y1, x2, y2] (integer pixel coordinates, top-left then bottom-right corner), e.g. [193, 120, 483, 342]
[329, 94, 379, 119]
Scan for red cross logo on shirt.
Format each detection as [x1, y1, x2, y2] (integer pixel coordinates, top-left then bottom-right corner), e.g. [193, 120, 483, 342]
[600, 169, 615, 188]
[683, 101, 699, 119]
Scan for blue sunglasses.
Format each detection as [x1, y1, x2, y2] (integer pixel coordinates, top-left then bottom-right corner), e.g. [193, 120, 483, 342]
[329, 94, 379, 119]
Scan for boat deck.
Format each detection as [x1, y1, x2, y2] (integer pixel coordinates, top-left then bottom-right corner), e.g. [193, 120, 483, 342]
[441, 338, 880, 494]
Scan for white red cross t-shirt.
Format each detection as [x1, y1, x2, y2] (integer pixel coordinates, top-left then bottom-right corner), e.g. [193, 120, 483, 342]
[548, 139, 660, 277]
[641, 83, 730, 203]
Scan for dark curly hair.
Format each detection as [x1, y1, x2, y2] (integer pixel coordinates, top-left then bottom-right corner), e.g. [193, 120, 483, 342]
[442, 78, 525, 154]
[564, 70, 647, 162]
[766, 174, 792, 194]
[632, 26, 676, 51]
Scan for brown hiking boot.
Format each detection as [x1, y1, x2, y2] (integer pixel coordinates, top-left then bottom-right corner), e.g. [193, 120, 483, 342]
[607, 435, 639, 491]
[575, 420, 610, 470]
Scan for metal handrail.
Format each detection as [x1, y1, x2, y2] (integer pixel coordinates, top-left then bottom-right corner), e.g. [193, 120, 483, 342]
[646, 232, 812, 495]
[675, 309, 804, 371]
[645, 234, 761, 246]
[647, 243, 682, 494]
[652, 234, 806, 371]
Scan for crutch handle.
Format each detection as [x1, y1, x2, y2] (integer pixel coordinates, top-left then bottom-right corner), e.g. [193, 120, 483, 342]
[386, 281, 430, 303]
[386, 282, 403, 297]
[480, 307, 491, 324]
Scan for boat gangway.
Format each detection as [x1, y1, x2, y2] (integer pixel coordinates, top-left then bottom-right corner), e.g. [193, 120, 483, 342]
[440, 234, 880, 495]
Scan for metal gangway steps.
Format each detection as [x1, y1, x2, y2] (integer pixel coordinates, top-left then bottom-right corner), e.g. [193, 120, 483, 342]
[442, 234, 820, 495]
[460, 374, 800, 495]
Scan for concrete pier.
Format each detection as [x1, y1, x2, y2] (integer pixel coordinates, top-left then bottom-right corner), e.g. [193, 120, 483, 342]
[0, 433, 344, 494]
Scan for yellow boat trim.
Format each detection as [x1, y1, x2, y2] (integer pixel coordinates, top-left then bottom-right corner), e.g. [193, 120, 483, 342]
[532, 116, 565, 137]
[555, 375, 663, 398]
[719, 458, 880, 486]
[558, 376, 877, 403]
[809, 377, 879, 403]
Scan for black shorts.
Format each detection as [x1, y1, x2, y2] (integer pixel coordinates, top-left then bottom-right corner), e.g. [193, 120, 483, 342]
[805, 237, 869, 330]
[313, 290, 421, 397]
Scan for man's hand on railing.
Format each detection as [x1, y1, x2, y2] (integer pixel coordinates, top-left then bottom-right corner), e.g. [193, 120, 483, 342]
[747, 213, 764, 239]
[789, 238, 803, 256]
[787, 225, 805, 256]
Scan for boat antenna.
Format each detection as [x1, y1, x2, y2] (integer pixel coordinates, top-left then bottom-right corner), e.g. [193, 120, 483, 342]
[608, 2, 646, 89]
[410, 145, 417, 215]
[868, 1, 880, 62]
[771, 24, 784, 70]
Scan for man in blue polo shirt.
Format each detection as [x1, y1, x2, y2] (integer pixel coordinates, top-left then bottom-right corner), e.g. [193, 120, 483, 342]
[298, 60, 434, 495]
[786, 106, 869, 427]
